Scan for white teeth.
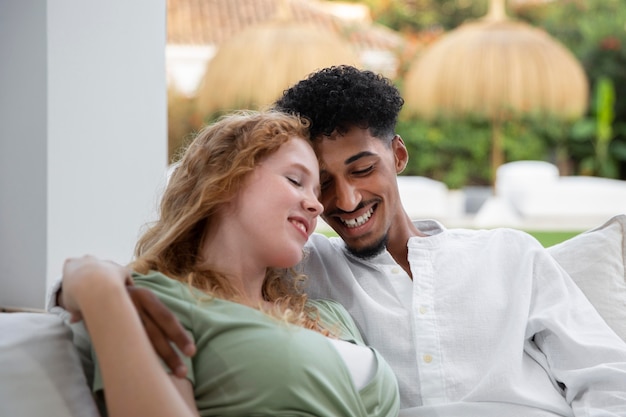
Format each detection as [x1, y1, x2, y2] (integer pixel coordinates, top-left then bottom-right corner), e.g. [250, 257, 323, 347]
[291, 220, 306, 234]
[341, 207, 374, 228]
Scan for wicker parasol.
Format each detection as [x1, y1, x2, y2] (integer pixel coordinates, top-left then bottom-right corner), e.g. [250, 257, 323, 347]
[403, 0, 588, 177]
[196, 1, 359, 116]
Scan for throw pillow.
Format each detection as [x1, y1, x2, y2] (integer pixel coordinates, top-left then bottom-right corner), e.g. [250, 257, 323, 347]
[548, 214, 626, 342]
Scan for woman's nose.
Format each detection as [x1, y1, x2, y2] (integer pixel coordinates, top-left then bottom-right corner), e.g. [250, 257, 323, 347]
[304, 193, 323, 215]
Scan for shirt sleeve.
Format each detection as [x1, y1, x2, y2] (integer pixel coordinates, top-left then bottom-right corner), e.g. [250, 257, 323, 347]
[310, 298, 366, 345]
[525, 243, 626, 415]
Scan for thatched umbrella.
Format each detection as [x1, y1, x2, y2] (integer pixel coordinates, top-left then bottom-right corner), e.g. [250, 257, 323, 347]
[196, 1, 359, 116]
[403, 0, 588, 179]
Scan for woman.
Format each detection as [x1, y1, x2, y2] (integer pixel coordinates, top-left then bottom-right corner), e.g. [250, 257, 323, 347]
[61, 111, 400, 417]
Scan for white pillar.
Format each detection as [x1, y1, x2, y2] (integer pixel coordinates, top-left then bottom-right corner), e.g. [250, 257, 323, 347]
[0, 0, 168, 309]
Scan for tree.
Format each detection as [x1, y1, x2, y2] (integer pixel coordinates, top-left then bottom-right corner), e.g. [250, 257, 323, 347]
[331, 0, 489, 32]
[516, 0, 626, 178]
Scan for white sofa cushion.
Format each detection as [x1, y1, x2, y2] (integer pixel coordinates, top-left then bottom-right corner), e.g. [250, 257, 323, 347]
[548, 214, 626, 342]
[0, 312, 99, 417]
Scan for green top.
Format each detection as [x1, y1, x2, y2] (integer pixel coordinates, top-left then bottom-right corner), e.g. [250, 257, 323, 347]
[93, 271, 399, 417]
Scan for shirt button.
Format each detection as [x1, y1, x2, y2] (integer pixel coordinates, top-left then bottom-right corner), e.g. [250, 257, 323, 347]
[423, 354, 433, 363]
[418, 306, 427, 314]
[391, 267, 400, 274]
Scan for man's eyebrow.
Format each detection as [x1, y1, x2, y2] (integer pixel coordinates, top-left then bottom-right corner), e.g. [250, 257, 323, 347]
[345, 151, 376, 165]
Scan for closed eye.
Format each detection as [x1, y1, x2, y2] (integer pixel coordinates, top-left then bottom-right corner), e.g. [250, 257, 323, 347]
[353, 165, 374, 175]
[287, 177, 301, 186]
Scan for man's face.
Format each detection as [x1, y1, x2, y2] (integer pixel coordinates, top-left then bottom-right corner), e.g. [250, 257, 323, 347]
[314, 127, 408, 258]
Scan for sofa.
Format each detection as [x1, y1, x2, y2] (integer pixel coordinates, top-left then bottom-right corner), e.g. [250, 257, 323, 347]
[487, 161, 626, 229]
[1, 214, 625, 416]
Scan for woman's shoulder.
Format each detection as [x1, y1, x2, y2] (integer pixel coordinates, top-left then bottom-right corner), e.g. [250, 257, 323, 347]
[307, 298, 347, 315]
[307, 298, 365, 344]
[131, 271, 198, 319]
[132, 270, 187, 295]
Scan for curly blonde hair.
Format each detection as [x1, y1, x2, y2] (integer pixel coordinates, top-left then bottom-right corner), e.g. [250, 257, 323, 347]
[132, 111, 328, 333]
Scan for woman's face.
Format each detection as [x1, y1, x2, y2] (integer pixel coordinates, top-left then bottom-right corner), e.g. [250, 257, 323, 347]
[230, 136, 323, 268]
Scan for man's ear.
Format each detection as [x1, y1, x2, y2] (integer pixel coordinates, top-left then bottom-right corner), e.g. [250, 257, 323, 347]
[392, 135, 409, 174]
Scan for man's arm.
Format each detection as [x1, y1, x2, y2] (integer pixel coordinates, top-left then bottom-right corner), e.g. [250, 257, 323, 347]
[528, 247, 626, 414]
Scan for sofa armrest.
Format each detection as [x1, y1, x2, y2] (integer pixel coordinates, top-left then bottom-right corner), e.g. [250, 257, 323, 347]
[0, 311, 100, 417]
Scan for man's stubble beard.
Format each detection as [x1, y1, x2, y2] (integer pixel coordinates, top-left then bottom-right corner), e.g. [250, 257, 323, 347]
[346, 233, 389, 259]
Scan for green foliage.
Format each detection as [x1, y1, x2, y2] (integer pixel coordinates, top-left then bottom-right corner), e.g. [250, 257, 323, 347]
[516, 0, 626, 179]
[570, 76, 620, 177]
[396, 114, 569, 188]
[335, 0, 489, 32]
[388, 0, 626, 183]
[347, 0, 626, 182]
[396, 116, 491, 188]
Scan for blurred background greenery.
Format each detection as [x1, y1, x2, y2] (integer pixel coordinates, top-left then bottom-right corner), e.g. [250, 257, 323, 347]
[168, 0, 626, 189]
[387, 0, 626, 188]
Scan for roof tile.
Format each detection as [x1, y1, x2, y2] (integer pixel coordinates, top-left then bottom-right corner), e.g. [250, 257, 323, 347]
[167, 0, 404, 50]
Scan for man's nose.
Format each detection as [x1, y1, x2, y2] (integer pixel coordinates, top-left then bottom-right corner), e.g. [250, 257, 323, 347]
[335, 181, 360, 212]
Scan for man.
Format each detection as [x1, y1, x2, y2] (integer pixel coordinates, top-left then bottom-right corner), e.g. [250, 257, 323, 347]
[271, 65, 626, 415]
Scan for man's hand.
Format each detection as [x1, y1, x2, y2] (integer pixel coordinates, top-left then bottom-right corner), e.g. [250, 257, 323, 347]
[127, 286, 196, 378]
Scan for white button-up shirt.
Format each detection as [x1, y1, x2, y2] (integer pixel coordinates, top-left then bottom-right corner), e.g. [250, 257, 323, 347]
[300, 220, 626, 416]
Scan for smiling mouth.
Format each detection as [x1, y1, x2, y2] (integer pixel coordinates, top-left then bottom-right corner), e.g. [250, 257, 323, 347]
[339, 206, 374, 228]
[290, 220, 306, 234]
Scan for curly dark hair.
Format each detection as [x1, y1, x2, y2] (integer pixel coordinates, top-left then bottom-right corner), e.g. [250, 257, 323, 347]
[273, 65, 404, 141]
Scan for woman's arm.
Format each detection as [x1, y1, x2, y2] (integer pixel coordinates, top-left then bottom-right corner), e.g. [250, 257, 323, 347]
[55, 268, 196, 378]
[62, 256, 199, 417]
